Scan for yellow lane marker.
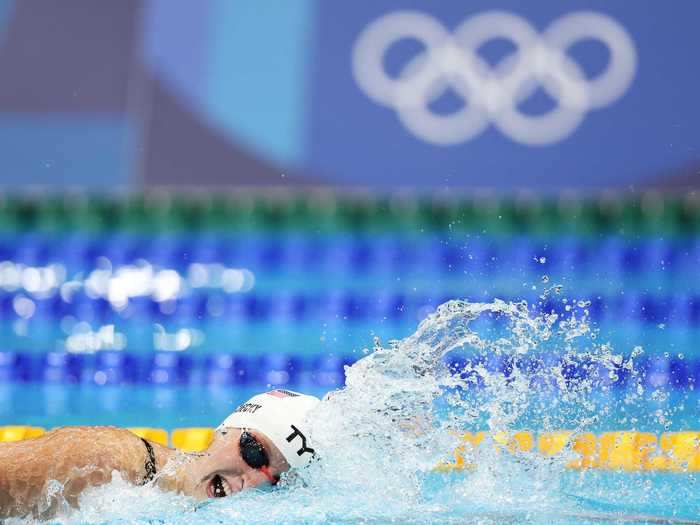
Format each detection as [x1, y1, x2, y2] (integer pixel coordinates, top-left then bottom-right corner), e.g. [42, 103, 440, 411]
[0, 426, 45, 442]
[171, 427, 214, 452]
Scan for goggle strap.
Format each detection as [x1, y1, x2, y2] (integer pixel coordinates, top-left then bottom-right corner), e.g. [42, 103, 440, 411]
[259, 466, 278, 485]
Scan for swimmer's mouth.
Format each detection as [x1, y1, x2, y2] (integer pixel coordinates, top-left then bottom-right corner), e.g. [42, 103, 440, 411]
[207, 474, 232, 498]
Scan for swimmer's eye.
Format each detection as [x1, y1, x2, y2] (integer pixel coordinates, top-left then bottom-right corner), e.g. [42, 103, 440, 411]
[239, 431, 278, 485]
[239, 431, 269, 469]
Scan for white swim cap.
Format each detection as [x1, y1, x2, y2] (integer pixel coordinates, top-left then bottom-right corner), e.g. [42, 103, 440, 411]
[218, 389, 321, 469]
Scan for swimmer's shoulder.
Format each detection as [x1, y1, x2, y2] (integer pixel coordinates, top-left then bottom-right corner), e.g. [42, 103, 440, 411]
[26, 427, 153, 478]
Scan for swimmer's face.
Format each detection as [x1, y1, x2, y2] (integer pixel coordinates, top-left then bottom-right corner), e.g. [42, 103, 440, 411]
[181, 428, 290, 499]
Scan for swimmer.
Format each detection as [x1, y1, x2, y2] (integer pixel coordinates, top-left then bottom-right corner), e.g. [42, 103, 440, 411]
[0, 389, 319, 519]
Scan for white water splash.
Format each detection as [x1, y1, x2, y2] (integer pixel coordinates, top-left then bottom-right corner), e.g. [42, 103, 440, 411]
[294, 299, 617, 514]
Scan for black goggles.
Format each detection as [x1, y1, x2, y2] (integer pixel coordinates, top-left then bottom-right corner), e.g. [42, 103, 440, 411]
[239, 430, 278, 485]
[239, 430, 270, 469]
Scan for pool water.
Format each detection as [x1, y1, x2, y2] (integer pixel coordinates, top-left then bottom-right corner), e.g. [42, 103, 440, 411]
[20, 470, 697, 525]
[6, 298, 700, 524]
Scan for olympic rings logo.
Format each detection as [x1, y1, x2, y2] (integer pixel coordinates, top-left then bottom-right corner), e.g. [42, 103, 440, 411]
[352, 11, 637, 146]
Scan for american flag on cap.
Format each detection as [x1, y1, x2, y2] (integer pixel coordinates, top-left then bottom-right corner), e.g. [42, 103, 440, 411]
[266, 389, 300, 398]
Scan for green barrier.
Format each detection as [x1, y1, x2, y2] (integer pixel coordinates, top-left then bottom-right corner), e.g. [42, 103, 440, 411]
[679, 195, 700, 234]
[0, 193, 695, 236]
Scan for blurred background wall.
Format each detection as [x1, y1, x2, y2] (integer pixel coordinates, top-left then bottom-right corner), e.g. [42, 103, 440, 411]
[0, 0, 698, 189]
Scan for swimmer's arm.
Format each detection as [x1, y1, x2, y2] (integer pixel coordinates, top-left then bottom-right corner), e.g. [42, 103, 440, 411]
[0, 427, 152, 518]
